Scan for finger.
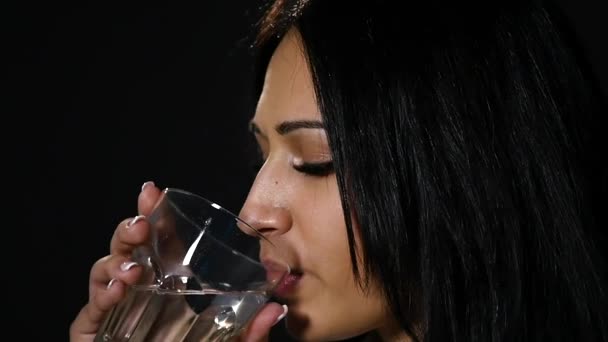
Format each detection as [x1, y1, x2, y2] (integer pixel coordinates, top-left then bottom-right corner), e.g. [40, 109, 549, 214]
[70, 280, 126, 341]
[138, 181, 162, 216]
[108, 181, 160, 256]
[89, 254, 143, 290]
[241, 303, 288, 342]
[71, 278, 127, 337]
[109, 215, 150, 255]
[72, 255, 143, 338]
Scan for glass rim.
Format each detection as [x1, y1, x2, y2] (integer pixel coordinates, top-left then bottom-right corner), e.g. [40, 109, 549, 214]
[161, 187, 277, 248]
[161, 187, 292, 278]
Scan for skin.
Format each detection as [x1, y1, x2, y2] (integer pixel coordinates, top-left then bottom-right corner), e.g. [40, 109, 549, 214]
[241, 29, 403, 341]
[69, 28, 412, 341]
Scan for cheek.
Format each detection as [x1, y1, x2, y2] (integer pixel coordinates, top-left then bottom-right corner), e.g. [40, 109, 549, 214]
[293, 177, 349, 271]
[286, 178, 388, 339]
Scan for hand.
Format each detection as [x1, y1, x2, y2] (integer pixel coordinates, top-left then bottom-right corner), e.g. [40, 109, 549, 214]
[237, 303, 289, 342]
[69, 181, 288, 342]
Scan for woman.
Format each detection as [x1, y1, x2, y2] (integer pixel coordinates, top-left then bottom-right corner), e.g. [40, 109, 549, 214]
[70, 0, 607, 341]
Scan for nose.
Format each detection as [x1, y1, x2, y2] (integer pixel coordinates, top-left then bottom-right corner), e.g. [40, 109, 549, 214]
[238, 172, 292, 239]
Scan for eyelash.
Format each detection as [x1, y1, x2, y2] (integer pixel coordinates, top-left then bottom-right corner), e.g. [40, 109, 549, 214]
[293, 161, 334, 176]
[250, 141, 334, 177]
[251, 158, 334, 177]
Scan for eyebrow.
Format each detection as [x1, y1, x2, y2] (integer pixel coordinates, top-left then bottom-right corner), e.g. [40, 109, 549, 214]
[249, 120, 324, 137]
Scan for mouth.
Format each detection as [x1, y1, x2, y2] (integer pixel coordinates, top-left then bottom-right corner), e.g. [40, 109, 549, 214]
[262, 259, 303, 298]
[273, 271, 303, 298]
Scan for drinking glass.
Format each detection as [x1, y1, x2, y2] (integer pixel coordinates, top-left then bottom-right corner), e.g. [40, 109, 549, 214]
[95, 188, 290, 342]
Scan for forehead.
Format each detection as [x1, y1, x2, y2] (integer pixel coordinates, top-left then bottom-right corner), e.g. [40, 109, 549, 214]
[253, 29, 321, 126]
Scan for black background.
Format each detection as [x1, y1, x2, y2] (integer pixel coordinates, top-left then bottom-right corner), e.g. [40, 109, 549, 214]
[5, 0, 607, 340]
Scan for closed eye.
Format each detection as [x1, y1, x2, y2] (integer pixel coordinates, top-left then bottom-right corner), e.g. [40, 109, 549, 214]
[293, 161, 334, 176]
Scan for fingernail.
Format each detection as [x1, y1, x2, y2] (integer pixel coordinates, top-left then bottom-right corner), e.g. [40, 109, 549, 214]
[126, 215, 145, 229]
[120, 261, 138, 272]
[141, 181, 154, 192]
[107, 278, 117, 290]
[274, 305, 288, 325]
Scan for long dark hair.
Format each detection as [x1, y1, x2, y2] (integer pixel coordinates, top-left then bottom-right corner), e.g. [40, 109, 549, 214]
[251, 0, 607, 341]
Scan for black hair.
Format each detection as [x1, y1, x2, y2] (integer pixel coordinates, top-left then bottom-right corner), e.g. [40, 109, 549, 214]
[251, 0, 607, 341]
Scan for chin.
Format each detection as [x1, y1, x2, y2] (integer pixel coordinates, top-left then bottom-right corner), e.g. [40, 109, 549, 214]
[283, 314, 370, 342]
[283, 313, 318, 341]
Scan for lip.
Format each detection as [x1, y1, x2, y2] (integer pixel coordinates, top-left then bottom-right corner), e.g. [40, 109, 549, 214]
[273, 272, 303, 298]
[262, 259, 302, 297]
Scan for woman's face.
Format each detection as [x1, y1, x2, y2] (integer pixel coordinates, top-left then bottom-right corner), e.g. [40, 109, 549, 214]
[239, 29, 388, 341]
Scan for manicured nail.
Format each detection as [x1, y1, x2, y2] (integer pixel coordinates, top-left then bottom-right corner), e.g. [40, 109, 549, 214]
[274, 305, 288, 324]
[126, 215, 145, 229]
[107, 278, 117, 290]
[141, 181, 154, 192]
[120, 261, 138, 272]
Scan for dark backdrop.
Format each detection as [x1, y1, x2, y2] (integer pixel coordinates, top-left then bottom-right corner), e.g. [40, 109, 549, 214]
[6, 1, 607, 340]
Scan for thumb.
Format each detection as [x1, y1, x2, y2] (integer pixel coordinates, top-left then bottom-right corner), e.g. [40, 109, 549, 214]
[241, 303, 288, 342]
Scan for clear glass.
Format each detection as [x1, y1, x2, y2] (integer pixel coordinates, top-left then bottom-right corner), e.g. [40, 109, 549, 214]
[95, 188, 290, 342]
